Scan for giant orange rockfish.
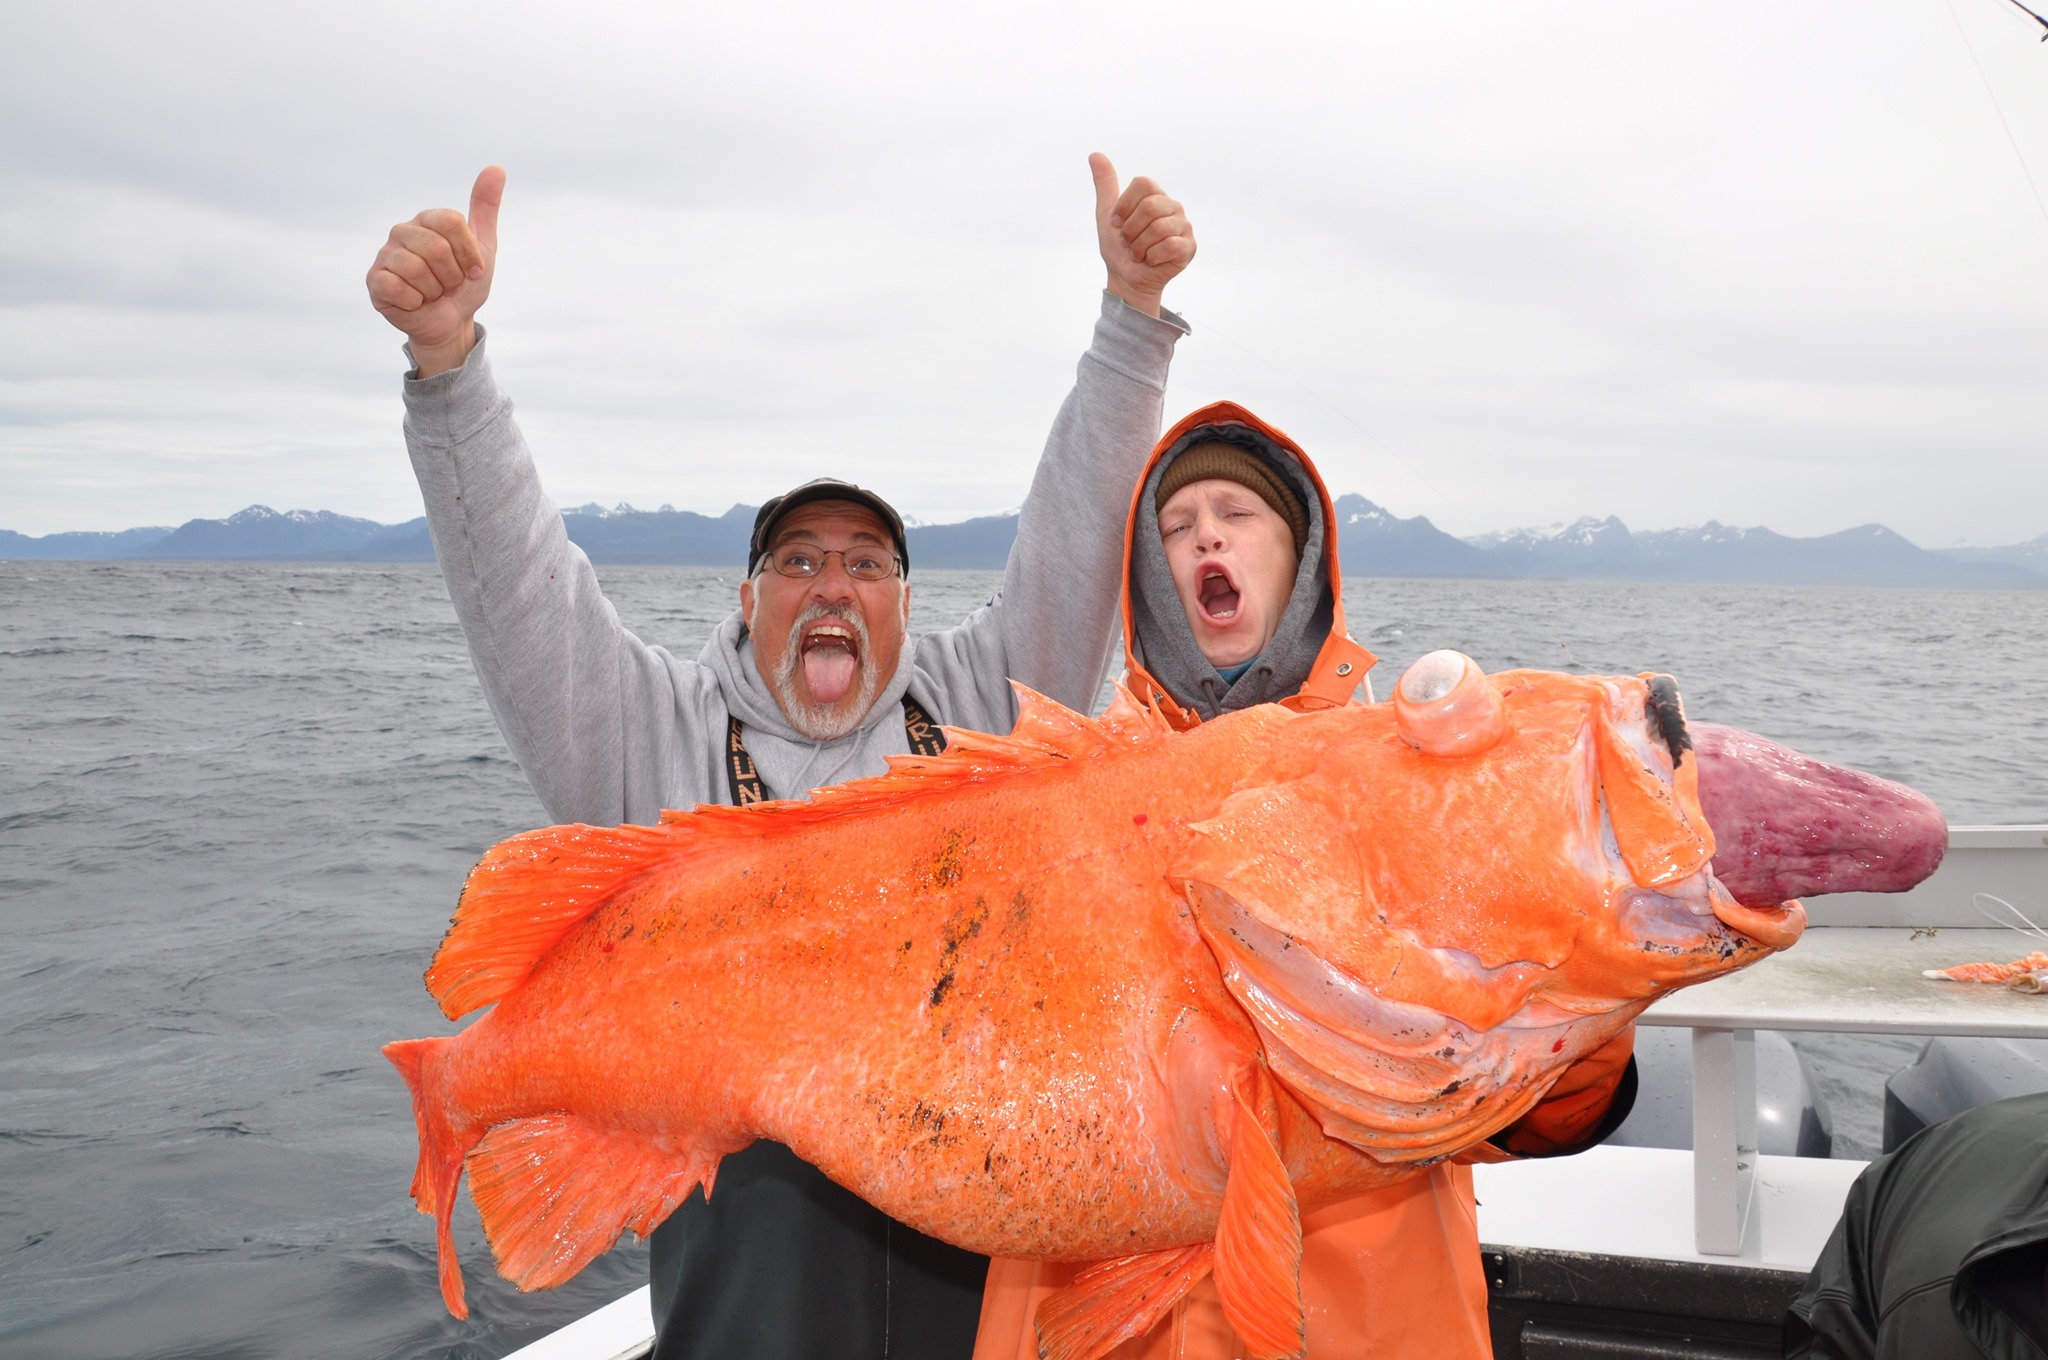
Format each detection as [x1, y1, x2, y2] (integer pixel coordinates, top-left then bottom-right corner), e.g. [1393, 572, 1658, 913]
[385, 651, 1945, 1360]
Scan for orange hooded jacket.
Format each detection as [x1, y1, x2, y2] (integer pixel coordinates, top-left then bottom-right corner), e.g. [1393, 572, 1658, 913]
[971, 402, 1635, 1360]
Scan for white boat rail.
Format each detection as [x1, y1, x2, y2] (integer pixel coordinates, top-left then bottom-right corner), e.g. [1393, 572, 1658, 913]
[502, 1285, 653, 1360]
[1615, 824, 2048, 1260]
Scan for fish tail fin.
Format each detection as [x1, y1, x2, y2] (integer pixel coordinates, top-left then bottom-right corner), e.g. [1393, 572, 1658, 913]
[1211, 1081, 1306, 1359]
[382, 1036, 474, 1319]
[1034, 1244, 1214, 1360]
[466, 1113, 724, 1295]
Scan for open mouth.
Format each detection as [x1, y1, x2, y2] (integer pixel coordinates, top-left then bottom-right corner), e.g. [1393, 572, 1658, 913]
[1196, 565, 1241, 621]
[798, 618, 863, 704]
[1707, 895, 1806, 951]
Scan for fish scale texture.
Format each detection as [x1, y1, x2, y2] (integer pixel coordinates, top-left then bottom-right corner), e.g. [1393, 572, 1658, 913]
[386, 675, 1812, 1351]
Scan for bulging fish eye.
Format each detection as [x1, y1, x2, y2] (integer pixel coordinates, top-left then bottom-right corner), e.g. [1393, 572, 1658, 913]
[1394, 650, 1508, 757]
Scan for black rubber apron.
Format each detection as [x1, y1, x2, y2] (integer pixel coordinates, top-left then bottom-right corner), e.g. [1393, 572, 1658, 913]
[649, 695, 987, 1360]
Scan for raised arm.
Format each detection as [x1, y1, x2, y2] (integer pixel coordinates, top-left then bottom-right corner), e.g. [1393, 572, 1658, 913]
[915, 155, 1194, 724]
[1092, 152, 1197, 319]
[368, 165, 502, 377]
[370, 169, 710, 828]
[981, 156, 1195, 714]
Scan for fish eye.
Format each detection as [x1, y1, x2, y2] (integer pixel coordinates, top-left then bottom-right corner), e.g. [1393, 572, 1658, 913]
[1393, 649, 1508, 758]
[1398, 650, 1468, 705]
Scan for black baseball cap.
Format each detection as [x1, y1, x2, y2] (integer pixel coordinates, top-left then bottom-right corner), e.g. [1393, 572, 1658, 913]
[748, 478, 911, 577]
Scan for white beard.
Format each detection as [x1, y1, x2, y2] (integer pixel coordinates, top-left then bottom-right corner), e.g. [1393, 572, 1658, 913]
[772, 601, 881, 741]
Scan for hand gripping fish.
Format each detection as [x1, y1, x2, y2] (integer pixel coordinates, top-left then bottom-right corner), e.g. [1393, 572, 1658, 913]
[385, 653, 1946, 1360]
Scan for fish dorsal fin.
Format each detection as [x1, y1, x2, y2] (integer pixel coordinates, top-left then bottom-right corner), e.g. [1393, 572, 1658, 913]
[894, 681, 1168, 774]
[433, 687, 1173, 1018]
[1034, 1245, 1215, 1360]
[428, 822, 694, 1020]
[687, 683, 1171, 830]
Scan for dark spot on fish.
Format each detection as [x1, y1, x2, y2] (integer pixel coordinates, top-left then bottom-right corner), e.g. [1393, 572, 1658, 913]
[928, 895, 992, 1008]
[929, 829, 969, 890]
[601, 942, 615, 954]
[900, 939, 915, 954]
[1552, 1039, 1566, 1053]
[907, 1099, 959, 1148]
[1033, 999, 1046, 1011]
[1645, 675, 1692, 768]
[1439, 1079, 1464, 1096]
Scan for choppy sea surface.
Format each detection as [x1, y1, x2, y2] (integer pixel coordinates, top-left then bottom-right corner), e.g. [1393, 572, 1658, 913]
[3, 562, 2045, 1359]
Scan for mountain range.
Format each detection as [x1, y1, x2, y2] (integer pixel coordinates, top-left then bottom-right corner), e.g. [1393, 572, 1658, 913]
[4, 499, 2045, 591]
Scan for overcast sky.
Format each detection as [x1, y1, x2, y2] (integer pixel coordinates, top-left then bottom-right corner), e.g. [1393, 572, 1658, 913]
[4, 0, 2046, 544]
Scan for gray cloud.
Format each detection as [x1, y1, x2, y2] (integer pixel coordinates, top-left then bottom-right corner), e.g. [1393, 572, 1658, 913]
[4, 0, 2046, 544]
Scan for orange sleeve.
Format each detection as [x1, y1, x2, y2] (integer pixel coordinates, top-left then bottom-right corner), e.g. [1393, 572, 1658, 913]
[1489, 1023, 1638, 1158]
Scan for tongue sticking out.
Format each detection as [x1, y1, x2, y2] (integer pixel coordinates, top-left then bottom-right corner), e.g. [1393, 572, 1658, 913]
[801, 639, 860, 705]
[1693, 722, 1949, 908]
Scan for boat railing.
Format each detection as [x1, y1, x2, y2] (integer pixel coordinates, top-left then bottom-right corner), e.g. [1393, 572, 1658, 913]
[1629, 824, 2048, 1259]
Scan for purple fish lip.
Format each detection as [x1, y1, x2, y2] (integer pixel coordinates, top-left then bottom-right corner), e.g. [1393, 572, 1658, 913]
[1692, 723, 1949, 909]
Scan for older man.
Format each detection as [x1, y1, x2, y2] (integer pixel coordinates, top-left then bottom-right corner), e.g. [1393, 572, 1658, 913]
[367, 157, 1194, 1358]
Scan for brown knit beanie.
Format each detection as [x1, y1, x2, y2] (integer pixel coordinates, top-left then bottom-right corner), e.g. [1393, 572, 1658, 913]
[1155, 441, 1310, 554]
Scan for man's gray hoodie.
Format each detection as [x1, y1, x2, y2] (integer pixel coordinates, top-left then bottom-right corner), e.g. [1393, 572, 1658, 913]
[402, 293, 1186, 828]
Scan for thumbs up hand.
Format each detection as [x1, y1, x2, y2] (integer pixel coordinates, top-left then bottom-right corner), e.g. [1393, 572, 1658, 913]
[1090, 153, 1195, 319]
[367, 166, 505, 377]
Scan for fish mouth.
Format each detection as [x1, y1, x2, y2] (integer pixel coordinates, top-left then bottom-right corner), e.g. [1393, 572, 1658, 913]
[1196, 564, 1242, 621]
[1706, 894, 1807, 951]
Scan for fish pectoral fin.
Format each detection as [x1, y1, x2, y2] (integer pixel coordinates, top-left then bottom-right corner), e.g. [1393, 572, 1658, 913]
[1212, 1081, 1307, 1360]
[1034, 1244, 1214, 1360]
[465, 1113, 724, 1295]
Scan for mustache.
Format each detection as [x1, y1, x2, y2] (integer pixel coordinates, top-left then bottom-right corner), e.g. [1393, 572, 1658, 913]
[781, 601, 871, 666]
[771, 601, 879, 741]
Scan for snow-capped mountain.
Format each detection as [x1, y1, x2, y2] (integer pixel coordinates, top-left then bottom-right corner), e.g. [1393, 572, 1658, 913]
[3, 501, 2043, 587]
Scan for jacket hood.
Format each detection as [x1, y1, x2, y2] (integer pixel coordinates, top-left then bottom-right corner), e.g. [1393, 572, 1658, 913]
[1121, 400, 1376, 728]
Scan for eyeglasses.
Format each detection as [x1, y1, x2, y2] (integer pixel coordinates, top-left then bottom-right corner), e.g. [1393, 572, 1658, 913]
[760, 545, 902, 581]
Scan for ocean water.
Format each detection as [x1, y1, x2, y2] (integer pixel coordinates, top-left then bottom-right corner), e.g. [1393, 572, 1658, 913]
[2, 562, 2044, 1359]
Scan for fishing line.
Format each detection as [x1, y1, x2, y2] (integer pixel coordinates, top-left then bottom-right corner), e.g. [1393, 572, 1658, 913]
[1200, 322, 1524, 578]
[1996, 0, 2048, 39]
[1942, 0, 2048, 236]
[1972, 891, 2048, 940]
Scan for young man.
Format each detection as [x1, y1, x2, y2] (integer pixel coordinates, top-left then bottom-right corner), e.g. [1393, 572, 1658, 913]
[973, 401, 1638, 1359]
[367, 155, 1195, 1359]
